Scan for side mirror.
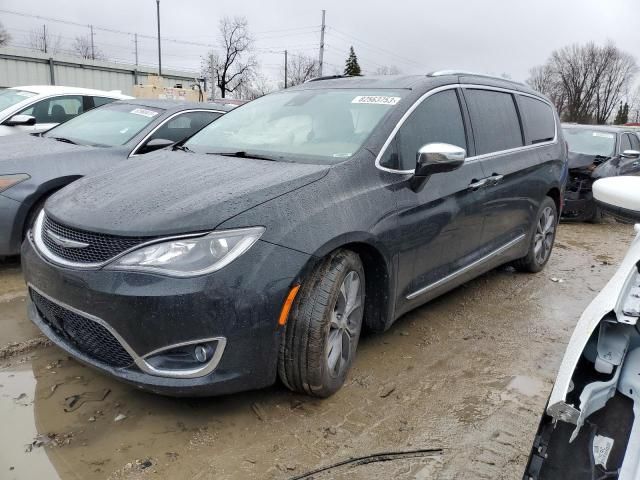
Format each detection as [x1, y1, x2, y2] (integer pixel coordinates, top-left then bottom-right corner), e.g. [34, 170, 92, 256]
[4, 114, 36, 126]
[593, 176, 640, 223]
[415, 143, 466, 177]
[621, 150, 640, 159]
[139, 138, 174, 154]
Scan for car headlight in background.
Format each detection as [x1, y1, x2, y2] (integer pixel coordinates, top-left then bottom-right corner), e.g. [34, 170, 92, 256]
[0, 174, 30, 193]
[107, 227, 265, 277]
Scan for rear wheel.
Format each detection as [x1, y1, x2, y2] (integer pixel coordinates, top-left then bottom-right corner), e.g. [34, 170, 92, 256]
[513, 197, 558, 273]
[278, 250, 365, 397]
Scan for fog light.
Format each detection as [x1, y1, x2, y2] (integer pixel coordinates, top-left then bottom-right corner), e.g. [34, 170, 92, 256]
[194, 345, 211, 363]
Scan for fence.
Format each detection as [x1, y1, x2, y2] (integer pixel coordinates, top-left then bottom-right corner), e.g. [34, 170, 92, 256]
[0, 46, 204, 95]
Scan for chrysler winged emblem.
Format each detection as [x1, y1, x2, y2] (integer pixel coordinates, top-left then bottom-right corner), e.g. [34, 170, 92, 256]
[46, 230, 90, 249]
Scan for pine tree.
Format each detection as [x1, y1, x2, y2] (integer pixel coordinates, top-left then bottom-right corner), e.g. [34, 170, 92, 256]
[621, 102, 629, 124]
[614, 103, 624, 125]
[344, 46, 362, 76]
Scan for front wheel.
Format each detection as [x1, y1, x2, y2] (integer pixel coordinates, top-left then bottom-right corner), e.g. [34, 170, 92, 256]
[512, 197, 558, 273]
[278, 250, 365, 397]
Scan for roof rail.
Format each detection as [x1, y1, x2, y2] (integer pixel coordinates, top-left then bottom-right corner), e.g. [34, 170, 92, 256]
[428, 70, 525, 85]
[307, 75, 354, 83]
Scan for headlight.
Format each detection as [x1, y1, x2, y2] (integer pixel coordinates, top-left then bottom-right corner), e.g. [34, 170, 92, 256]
[107, 227, 265, 277]
[0, 174, 30, 193]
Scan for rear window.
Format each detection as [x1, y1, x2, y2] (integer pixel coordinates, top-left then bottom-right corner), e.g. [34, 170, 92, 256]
[465, 89, 523, 155]
[519, 96, 555, 145]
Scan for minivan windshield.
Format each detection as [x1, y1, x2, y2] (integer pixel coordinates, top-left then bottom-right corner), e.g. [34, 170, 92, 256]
[564, 127, 616, 157]
[185, 88, 406, 164]
[44, 103, 164, 147]
[0, 89, 37, 112]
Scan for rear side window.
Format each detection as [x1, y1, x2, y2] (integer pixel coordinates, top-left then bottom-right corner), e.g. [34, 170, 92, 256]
[519, 96, 555, 145]
[382, 89, 466, 170]
[465, 89, 523, 155]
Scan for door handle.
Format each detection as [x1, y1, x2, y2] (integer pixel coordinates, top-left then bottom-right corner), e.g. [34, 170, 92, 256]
[488, 174, 504, 185]
[468, 179, 488, 191]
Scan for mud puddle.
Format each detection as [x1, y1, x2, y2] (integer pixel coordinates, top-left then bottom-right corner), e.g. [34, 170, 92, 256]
[0, 223, 635, 479]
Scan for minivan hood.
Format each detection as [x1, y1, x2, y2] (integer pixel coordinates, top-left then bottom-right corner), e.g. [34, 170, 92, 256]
[46, 151, 330, 236]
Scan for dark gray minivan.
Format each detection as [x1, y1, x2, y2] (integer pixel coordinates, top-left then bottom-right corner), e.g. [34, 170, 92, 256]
[22, 72, 567, 397]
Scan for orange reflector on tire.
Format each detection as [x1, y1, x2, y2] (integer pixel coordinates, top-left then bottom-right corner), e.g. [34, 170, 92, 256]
[278, 285, 301, 326]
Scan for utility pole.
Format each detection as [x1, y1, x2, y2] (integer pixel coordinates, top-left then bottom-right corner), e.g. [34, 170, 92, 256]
[156, 0, 162, 77]
[42, 24, 47, 54]
[284, 50, 288, 88]
[134, 33, 138, 66]
[89, 25, 95, 60]
[210, 52, 215, 101]
[318, 10, 325, 77]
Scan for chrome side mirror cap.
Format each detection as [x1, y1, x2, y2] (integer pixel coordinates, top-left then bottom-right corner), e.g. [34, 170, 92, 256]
[593, 176, 640, 223]
[414, 143, 466, 177]
[621, 150, 640, 159]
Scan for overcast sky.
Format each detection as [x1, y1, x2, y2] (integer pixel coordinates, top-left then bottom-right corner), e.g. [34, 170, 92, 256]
[1, 0, 638, 86]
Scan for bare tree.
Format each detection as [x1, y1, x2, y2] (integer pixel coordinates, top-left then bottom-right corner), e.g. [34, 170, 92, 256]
[285, 53, 318, 87]
[529, 42, 637, 123]
[593, 46, 637, 123]
[628, 85, 640, 124]
[71, 35, 104, 60]
[526, 64, 566, 117]
[28, 25, 62, 55]
[374, 65, 401, 75]
[237, 72, 275, 100]
[201, 17, 256, 99]
[0, 22, 10, 46]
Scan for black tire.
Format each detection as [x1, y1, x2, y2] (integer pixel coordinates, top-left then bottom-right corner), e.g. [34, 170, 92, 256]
[512, 196, 558, 273]
[588, 205, 604, 224]
[278, 249, 365, 398]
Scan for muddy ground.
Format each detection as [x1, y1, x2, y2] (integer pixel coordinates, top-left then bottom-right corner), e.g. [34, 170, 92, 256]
[0, 222, 635, 480]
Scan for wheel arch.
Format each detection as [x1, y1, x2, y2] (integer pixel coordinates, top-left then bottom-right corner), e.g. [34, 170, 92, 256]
[297, 233, 395, 333]
[546, 186, 561, 214]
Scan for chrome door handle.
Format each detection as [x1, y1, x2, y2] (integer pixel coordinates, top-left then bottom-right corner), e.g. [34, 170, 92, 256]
[468, 179, 488, 191]
[488, 174, 504, 185]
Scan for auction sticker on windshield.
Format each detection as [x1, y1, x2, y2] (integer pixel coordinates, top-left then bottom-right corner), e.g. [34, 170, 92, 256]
[592, 132, 615, 138]
[130, 108, 159, 118]
[352, 96, 401, 105]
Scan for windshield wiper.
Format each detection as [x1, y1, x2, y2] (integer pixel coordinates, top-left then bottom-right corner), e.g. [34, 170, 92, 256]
[173, 144, 194, 153]
[50, 136, 78, 145]
[207, 151, 278, 161]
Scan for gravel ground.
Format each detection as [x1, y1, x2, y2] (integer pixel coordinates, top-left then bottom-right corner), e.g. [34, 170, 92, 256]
[0, 221, 634, 480]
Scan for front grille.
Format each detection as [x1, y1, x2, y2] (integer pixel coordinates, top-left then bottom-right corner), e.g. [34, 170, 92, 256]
[30, 289, 135, 368]
[41, 214, 151, 264]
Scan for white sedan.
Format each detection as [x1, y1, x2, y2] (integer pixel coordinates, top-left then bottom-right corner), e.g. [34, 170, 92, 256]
[0, 86, 132, 136]
[524, 176, 640, 479]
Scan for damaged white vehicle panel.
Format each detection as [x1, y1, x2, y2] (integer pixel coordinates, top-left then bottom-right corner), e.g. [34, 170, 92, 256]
[525, 176, 640, 480]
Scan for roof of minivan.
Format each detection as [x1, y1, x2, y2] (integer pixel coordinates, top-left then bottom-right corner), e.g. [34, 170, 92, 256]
[110, 98, 233, 112]
[10, 85, 131, 98]
[291, 73, 542, 97]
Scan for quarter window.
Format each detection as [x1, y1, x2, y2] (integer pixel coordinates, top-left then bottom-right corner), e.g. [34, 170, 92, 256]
[382, 89, 466, 171]
[627, 133, 640, 151]
[519, 96, 555, 145]
[465, 89, 523, 155]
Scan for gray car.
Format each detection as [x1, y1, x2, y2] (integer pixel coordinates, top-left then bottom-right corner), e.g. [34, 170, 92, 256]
[0, 99, 230, 256]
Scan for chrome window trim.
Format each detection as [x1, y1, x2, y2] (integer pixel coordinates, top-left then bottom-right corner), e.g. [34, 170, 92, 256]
[406, 233, 526, 300]
[31, 210, 206, 270]
[28, 284, 227, 379]
[129, 108, 226, 157]
[375, 83, 559, 174]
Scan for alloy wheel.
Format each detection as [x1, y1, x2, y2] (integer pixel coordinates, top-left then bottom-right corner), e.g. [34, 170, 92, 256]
[534, 206, 556, 264]
[326, 270, 362, 378]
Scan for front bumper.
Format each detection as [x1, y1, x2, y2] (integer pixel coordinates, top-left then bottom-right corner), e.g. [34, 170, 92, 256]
[22, 235, 311, 396]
